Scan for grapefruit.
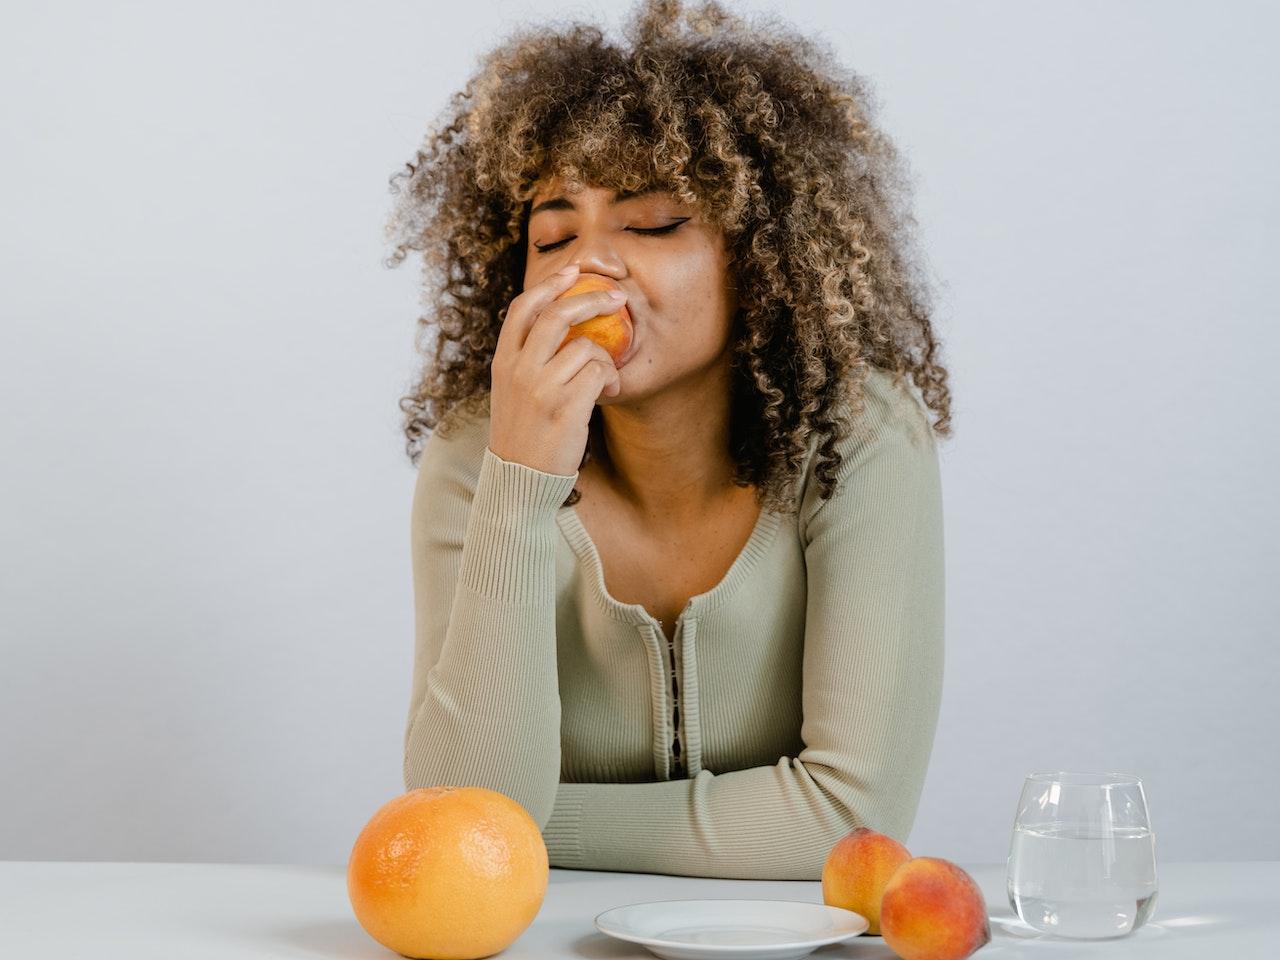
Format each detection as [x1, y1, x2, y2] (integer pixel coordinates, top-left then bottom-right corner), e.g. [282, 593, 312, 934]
[347, 786, 549, 959]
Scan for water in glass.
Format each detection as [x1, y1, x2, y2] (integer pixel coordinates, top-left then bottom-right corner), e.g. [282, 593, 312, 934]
[1007, 772, 1158, 939]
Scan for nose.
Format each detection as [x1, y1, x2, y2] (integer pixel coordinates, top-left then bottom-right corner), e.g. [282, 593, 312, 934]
[563, 234, 626, 281]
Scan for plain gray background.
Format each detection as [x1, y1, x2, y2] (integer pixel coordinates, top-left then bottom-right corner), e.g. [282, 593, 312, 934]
[3, 0, 1276, 867]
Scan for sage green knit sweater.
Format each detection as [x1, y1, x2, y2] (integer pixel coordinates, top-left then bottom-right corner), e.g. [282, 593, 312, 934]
[403, 365, 945, 880]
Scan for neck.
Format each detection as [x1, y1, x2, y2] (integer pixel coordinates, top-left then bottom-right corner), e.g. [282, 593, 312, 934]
[588, 362, 741, 523]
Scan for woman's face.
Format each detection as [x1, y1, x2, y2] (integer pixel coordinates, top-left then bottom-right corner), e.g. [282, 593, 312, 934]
[521, 176, 739, 396]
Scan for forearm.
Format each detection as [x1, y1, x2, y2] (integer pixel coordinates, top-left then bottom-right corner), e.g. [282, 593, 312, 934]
[404, 446, 577, 828]
[540, 727, 937, 882]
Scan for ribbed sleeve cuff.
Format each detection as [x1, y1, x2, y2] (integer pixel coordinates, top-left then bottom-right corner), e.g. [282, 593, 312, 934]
[457, 446, 579, 603]
[541, 787, 587, 869]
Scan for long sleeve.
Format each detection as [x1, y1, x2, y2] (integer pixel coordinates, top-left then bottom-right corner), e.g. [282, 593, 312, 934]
[403, 414, 579, 828]
[541, 389, 946, 880]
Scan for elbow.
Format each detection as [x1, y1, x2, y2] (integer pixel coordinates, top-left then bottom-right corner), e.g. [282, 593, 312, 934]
[804, 762, 923, 854]
[402, 745, 556, 830]
[400, 693, 562, 827]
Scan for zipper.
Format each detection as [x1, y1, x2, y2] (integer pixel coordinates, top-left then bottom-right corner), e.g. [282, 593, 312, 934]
[657, 617, 685, 779]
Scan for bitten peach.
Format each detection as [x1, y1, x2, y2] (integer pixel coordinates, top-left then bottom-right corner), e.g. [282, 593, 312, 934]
[880, 857, 991, 960]
[555, 273, 634, 366]
[821, 827, 913, 935]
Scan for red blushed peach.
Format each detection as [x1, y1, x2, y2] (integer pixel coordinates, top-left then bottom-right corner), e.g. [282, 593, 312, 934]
[821, 826, 913, 935]
[555, 273, 634, 367]
[880, 857, 991, 960]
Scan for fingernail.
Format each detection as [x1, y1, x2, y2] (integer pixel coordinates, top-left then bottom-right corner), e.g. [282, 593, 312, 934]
[558, 264, 580, 276]
[608, 290, 626, 300]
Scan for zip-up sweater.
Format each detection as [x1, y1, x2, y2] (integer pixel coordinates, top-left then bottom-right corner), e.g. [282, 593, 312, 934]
[403, 364, 945, 880]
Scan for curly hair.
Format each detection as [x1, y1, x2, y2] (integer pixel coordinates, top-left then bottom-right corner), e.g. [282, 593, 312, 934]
[386, 0, 953, 516]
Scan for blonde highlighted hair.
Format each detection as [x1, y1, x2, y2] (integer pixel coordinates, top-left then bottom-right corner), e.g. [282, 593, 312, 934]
[386, 0, 953, 514]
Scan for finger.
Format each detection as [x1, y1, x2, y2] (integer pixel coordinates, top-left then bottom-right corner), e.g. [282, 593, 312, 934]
[526, 289, 628, 367]
[566, 355, 620, 405]
[497, 264, 582, 357]
[544, 336, 616, 386]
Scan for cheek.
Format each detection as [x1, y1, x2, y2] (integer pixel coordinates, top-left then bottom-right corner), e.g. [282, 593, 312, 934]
[647, 247, 729, 317]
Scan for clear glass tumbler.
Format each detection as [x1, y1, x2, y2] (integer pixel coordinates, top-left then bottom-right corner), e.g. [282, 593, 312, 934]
[1007, 771, 1158, 939]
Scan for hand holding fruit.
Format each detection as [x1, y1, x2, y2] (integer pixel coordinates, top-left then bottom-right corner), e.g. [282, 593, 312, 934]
[488, 264, 630, 476]
[554, 271, 635, 366]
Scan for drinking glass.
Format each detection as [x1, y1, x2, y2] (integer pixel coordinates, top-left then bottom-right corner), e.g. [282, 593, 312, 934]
[1007, 771, 1158, 939]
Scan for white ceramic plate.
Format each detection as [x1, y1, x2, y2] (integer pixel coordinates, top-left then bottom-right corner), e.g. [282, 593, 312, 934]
[594, 898, 869, 960]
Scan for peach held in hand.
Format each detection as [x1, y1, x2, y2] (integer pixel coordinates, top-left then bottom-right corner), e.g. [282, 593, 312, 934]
[880, 857, 992, 960]
[555, 273, 635, 367]
[821, 826, 913, 935]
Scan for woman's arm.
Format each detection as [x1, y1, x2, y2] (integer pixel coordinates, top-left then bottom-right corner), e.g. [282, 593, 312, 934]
[403, 412, 578, 828]
[542, 391, 946, 880]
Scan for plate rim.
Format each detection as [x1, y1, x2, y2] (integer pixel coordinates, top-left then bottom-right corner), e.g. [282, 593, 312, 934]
[593, 897, 869, 951]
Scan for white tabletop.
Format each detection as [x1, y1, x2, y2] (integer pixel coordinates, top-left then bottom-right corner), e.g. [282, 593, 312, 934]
[0, 861, 1274, 958]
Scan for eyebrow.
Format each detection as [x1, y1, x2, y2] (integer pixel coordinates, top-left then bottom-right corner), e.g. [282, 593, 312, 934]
[529, 188, 663, 217]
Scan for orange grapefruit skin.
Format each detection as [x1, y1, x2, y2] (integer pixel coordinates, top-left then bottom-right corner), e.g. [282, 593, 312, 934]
[347, 786, 549, 959]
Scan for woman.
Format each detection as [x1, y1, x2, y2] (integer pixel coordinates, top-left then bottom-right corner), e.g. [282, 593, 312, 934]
[388, 0, 953, 881]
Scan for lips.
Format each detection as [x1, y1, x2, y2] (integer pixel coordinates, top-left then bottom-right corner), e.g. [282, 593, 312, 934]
[616, 325, 639, 369]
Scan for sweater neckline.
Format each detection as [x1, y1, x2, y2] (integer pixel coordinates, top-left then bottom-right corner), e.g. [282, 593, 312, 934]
[557, 501, 783, 629]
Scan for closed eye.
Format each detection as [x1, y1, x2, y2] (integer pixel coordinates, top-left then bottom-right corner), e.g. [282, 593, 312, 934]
[533, 219, 689, 253]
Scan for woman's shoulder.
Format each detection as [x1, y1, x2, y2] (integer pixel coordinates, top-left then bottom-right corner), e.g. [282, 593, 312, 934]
[414, 396, 494, 489]
[795, 366, 938, 518]
[846, 365, 935, 448]
[805, 365, 935, 466]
